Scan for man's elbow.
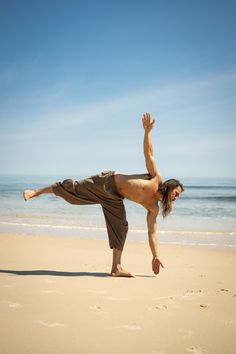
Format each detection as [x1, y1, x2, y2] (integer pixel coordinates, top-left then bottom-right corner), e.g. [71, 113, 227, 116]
[148, 231, 157, 240]
[145, 150, 154, 158]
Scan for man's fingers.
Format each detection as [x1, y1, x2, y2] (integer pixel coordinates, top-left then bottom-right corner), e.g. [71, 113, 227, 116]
[142, 113, 156, 131]
[157, 260, 164, 268]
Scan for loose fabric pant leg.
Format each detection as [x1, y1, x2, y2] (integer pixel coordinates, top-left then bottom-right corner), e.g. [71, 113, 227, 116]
[101, 200, 128, 251]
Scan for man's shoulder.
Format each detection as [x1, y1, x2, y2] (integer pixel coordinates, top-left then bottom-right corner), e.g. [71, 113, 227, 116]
[149, 174, 163, 185]
[141, 202, 159, 217]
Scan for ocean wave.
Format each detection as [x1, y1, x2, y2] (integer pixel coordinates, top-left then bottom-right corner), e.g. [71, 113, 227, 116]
[1, 221, 235, 236]
[181, 196, 236, 201]
[163, 241, 236, 248]
[184, 185, 236, 189]
[0, 221, 107, 231]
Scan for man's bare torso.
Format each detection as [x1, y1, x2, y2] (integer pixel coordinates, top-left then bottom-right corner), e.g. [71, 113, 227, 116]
[114, 173, 162, 216]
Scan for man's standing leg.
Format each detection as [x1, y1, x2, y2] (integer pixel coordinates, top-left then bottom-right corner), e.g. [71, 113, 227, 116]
[102, 202, 134, 277]
[111, 248, 134, 277]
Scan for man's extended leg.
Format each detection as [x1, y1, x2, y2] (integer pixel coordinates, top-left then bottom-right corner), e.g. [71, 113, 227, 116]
[23, 186, 53, 201]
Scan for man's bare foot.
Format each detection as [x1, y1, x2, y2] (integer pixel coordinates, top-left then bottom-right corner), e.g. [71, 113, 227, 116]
[23, 190, 36, 201]
[111, 264, 135, 278]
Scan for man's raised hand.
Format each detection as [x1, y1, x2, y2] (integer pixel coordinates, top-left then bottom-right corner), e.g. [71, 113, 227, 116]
[142, 112, 155, 132]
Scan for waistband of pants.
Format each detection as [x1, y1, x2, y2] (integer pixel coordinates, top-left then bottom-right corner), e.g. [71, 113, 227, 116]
[102, 171, 123, 199]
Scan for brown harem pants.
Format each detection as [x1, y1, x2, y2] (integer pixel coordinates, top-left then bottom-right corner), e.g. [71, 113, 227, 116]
[52, 171, 128, 250]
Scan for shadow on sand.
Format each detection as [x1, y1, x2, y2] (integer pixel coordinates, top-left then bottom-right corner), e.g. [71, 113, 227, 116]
[0, 269, 155, 278]
[0, 269, 110, 277]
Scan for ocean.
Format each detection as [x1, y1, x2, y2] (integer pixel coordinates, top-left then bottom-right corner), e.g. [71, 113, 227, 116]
[0, 175, 236, 249]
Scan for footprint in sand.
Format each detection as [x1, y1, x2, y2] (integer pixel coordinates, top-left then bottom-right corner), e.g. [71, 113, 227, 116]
[199, 304, 209, 309]
[179, 329, 194, 339]
[0, 300, 22, 308]
[183, 291, 195, 300]
[41, 290, 64, 295]
[220, 288, 229, 292]
[34, 320, 65, 328]
[117, 324, 142, 331]
[183, 290, 204, 300]
[90, 305, 102, 310]
[8, 302, 22, 308]
[155, 304, 168, 310]
[105, 296, 129, 301]
[225, 319, 236, 326]
[186, 346, 206, 354]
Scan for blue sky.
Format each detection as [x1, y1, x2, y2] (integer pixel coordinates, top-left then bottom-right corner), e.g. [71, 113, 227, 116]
[0, 0, 235, 179]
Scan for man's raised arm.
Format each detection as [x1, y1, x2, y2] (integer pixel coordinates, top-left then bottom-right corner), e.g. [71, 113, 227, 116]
[142, 113, 162, 180]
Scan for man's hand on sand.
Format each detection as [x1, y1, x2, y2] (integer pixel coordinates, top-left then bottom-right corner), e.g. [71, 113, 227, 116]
[142, 112, 155, 132]
[152, 257, 164, 275]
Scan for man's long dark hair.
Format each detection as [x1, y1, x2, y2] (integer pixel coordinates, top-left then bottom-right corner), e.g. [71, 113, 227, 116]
[158, 179, 184, 218]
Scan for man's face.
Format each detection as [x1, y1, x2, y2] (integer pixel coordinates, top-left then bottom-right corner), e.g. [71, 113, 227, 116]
[171, 186, 183, 201]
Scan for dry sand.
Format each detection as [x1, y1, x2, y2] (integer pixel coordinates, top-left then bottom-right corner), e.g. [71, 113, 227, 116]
[0, 232, 236, 354]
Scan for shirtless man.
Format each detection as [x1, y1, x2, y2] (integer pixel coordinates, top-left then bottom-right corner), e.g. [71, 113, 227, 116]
[23, 113, 184, 277]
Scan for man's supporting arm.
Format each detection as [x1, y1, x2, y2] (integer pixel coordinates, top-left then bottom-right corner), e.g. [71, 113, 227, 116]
[147, 211, 164, 275]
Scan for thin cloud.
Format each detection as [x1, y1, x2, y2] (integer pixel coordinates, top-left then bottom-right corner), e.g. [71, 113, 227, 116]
[1, 71, 235, 176]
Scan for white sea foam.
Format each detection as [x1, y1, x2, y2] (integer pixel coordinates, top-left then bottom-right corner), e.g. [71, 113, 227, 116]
[1, 176, 236, 249]
[0, 221, 108, 231]
[1, 221, 235, 236]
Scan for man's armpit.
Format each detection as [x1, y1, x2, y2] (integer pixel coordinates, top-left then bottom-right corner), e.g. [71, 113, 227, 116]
[148, 205, 159, 218]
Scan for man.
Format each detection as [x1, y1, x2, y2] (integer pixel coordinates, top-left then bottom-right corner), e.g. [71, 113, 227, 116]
[23, 113, 184, 277]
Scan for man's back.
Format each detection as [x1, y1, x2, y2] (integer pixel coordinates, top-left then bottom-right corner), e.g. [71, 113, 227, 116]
[114, 173, 161, 216]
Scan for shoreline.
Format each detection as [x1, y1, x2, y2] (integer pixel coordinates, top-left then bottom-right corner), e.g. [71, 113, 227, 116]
[1, 232, 236, 354]
[1, 223, 236, 251]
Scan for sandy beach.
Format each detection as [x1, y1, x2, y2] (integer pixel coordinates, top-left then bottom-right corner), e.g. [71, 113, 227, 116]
[0, 232, 235, 354]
